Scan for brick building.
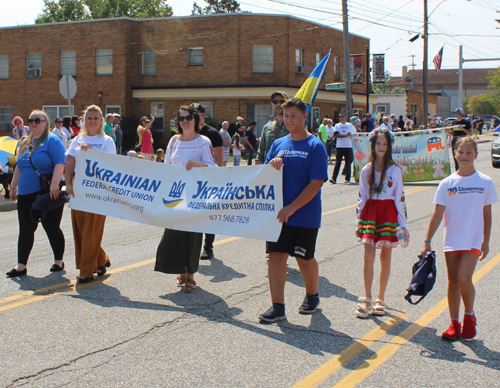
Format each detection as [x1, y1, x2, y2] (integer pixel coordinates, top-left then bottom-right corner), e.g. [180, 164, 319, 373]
[0, 13, 370, 148]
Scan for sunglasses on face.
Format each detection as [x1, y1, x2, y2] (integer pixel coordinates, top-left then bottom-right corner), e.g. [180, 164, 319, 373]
[28, 118, 46, 124]
[55, 120, 63, 124]
[272, 99, 286, 105]
[178, 115, 194, 122]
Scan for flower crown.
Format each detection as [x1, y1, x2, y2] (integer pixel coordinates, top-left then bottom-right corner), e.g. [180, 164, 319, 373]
[369, 127, 395, 144]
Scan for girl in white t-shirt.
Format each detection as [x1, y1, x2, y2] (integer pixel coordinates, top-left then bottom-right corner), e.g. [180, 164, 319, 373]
[355, 128, 409, 318]
[422, 137, 498, 340]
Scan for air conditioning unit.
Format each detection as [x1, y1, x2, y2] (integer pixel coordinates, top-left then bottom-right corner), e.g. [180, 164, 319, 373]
[296, 65, 307, 74]
[26, 68, 41, 78]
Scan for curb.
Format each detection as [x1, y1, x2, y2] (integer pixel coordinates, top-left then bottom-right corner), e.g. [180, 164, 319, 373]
[0, 199, 17, 212]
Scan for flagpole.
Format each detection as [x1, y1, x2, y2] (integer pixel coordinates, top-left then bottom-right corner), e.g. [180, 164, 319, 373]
[342, 0, 352, 116]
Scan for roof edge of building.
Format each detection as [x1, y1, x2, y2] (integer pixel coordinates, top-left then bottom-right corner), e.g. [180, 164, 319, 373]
[0, 13, 369, 40]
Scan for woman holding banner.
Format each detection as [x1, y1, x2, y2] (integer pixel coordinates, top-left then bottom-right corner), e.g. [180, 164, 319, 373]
[155, 105, 217, 293]
[65, 105, 116, 283]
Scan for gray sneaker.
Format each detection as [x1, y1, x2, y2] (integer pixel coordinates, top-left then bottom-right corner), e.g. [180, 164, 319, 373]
[259, 304, 286, 323]
[298, 294, 320, 314]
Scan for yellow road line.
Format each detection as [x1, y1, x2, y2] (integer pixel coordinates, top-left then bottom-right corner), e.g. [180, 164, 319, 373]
[0, 277, 112, 312]
[332, 251, 500, 388]
[0, 186, 431, 310]
[292, 311, 408, 388]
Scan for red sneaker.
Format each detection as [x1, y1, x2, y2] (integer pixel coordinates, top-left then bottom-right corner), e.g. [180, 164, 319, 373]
[442, 320, 461, 340]
[462, 314, 477, 339]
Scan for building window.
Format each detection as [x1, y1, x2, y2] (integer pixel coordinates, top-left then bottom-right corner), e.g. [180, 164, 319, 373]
[27, 53, 42, 77]
[143, 50, 156, 75]
[105, 106, 121, 115]
[151, 102, 164, 132]
[96, 49, 113, 75]
[376, 105, 387, 114]
[295, 49, 303, 66]
[0, 107, 13, 130]
[61, 51, 76, 76]
[310, 107, 320, 131]
[253, 45, 273, 73]
[188, 48, 203, 66]
[0, 56, 8, 79]
[333, 56, 339, 81]
[43, 105, 74, 125]
[199, 101, 213, 118]
[315, 53, 323, 66]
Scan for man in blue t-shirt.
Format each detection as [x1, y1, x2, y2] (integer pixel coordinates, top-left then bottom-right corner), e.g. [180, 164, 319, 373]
[259, 98, 328, 323]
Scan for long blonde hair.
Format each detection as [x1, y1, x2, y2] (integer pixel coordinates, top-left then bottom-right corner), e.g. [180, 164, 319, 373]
[80, 105, 105, 137]
[18, 110, 50, 156]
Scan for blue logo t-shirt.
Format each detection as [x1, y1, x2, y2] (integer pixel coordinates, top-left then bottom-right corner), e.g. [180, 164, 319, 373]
[16, 133, 67, 195]
[265, 134, 328, 228]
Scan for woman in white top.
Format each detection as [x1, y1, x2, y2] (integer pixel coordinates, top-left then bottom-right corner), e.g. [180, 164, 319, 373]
[155, 105, 217, 293]
[52, 117, 68, 148]
[65, 105, 116, 283]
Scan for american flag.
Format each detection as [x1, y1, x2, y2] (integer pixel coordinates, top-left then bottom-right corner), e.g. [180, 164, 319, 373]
[432, 46, 444, 72]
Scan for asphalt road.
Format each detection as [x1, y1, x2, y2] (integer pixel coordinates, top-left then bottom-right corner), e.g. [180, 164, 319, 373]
[1, 141, 499, 388]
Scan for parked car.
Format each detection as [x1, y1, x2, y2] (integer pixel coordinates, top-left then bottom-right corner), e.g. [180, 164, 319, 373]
[491, 136, 500, 168]
[444, 117, 456, 126]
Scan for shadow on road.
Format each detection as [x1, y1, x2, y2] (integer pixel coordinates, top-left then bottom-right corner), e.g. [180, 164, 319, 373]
[197, 258, 246, 283]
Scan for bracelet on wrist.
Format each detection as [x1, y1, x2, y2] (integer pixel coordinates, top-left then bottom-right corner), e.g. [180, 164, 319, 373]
[424, 239, 431, 243]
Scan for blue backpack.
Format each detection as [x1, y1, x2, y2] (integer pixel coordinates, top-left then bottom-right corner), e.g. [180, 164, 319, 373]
[405, 251, 437, 305]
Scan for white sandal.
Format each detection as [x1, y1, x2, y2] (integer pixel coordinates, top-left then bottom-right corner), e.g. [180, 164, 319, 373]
[373, 298, 388, 316]
[355, 297, 373, 318]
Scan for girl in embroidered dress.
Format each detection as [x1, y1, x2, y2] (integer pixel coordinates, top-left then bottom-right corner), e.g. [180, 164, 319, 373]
[422, 137, 498, 340]
[355, 128, 409, 318]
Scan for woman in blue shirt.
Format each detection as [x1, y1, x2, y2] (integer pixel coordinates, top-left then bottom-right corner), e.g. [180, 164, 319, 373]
[6, 110, 67, 278]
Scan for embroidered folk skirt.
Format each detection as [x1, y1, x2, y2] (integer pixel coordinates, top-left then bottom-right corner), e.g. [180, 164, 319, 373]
[358, 199, 399, 249]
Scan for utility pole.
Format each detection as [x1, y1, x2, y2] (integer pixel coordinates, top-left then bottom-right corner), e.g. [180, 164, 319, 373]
[458, 45, 463, 109]
[422, 0, 429, 127]
[342, 0, 352, 116]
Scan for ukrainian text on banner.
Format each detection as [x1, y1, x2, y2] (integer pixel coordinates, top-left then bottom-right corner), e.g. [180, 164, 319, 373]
[70, 149, 283, 241]
[352, 130, 452, 183]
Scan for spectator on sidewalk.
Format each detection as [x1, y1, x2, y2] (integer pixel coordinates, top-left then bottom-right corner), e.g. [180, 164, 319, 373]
[219, 121, 232, 167]
[245, 121, 258, 165]
[11, 116, 30, 140]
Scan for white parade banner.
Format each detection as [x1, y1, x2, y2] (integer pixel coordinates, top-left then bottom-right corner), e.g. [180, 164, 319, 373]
[70, 149, 283, 241]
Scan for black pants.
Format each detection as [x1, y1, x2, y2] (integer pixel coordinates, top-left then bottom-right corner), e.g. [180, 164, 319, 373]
[1, 172, 13, 196]
[204, 233, 215, 251]
[247, 148, 254, 165]
[332, 148, 353, 182]
[17, 191, 65, 265]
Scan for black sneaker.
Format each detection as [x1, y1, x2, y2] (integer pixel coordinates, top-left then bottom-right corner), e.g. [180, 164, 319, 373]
[298, 294, 320, 314]
[259, 304, 286, 323]
[329, 179, 336, 184]
[200, 248, 214, 260]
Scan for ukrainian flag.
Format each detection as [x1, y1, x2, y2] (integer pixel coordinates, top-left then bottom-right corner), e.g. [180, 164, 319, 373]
[294, 49, 331, 118]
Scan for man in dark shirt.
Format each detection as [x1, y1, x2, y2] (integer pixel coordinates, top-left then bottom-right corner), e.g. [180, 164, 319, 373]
[190, 102, 224, 261]
[360, 113, 370, 133]
[477, 116, 484, 135]
[245, 121, 258, 165]
[447, 107, 472, 171]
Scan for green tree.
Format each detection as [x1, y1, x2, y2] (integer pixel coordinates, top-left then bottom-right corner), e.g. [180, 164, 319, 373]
[371, 71, 404, 94]
[192, 0, 243, 14]
[35, 0, 172, 23]
[467, 94, 500, 116]
[487, 67, 500, 93]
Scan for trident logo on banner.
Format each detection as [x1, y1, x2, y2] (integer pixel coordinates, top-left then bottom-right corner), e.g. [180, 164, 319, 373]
[163, 180, 185, 208]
